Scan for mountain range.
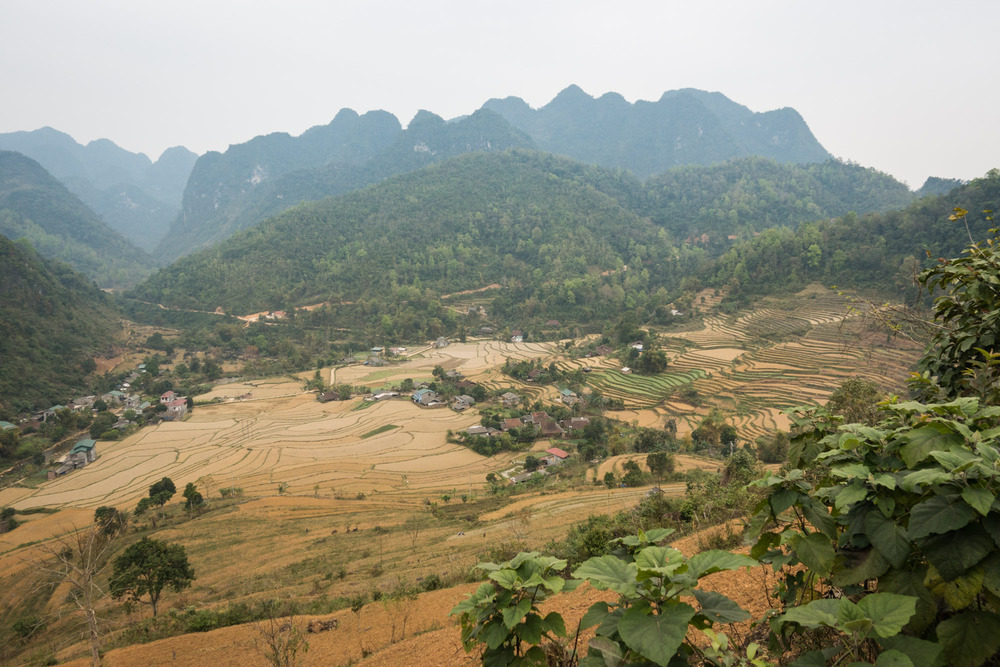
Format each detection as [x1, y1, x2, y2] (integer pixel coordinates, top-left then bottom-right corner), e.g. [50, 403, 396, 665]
[0, 127, 197, 252]
[157, 85, 839, 261]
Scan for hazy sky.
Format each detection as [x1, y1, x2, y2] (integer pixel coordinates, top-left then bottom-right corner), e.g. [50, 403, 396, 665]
[1, 1, 996, 187]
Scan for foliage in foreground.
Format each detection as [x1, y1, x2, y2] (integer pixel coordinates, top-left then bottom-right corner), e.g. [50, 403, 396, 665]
[453, 227, 1000, 665]
[451, 529, 762, 666]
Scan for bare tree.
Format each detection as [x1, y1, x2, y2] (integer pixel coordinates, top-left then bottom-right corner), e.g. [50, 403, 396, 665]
[36, 518, 127, 666]
[252, 609, 309, 667]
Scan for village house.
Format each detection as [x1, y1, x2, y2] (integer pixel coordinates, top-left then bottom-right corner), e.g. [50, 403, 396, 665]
[511, 330, 524, 343]
[160, 390, 176, 405]
[560, 416, 591, 433]
[412, 388, 444, 407]
[70, 438, 97, 465]
[537, 421, 564, 438]
[559, 388, 579, 406]
[435, 337, 449, 348]
[543, 447, 569, 466]
[0, 421, 16, 431]
[501, 417, 523, 432]
[163, 398, 188, 421]
[594, 344, 614, 356]
[500, 392, 521, 408]
[452, 394, 477, 411]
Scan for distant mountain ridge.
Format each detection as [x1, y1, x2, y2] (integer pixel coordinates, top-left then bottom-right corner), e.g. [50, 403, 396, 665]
[155, 86, 835, 260]
[157, 108, 534, 261]
[0, 150, 153, 287]
[0, 127, 197, 251]
[482, 86, 832, 177]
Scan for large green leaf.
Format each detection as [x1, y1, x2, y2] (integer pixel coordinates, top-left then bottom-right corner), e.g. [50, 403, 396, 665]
[899, 424, 965, 468]
[790, 532, 835, 577]
[865, 510, 911, 569]
[780, 598, 840, 629]
[480, 619, 508, 650]
[634, 546, 686, 579]
[908, 495, 975, 540]
[692, 589, 751, 624]
[617, 604, 695, 667]
[962, 487, 994, 516]
[573, 556, 638, 596]
[856, 593, 918, 638]
[831, 548, 890, 587]
[937, 610, 1000, 667]
[920, 524, 994, 581]
[835, 481, 870, 511]
[687, 550, 757, 578]
[925, 563, 984, 610]
[579, 601, 609, 630]
[876, 635, 945, 667]
[801, 497, 837, 539]
[900, 468, 955, 492]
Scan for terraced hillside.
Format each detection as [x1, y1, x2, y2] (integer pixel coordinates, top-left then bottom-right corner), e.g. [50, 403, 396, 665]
[580, 286, 921, 439]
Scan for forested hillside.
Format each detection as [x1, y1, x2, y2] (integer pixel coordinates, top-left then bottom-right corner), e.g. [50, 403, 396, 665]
[0, 234, 120, 414]
[158, 109, 534, 261]
[711, 168, 1000, 304]
[129, 150, 932, 341]
[639, 157, 915, 246]
[0, 151, 154, 287]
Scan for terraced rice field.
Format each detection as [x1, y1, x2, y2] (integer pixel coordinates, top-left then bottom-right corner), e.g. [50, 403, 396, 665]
[578, 287, 923, 442]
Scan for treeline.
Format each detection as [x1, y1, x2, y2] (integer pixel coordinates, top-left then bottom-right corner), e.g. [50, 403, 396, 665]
[711, 169, 1000, 305]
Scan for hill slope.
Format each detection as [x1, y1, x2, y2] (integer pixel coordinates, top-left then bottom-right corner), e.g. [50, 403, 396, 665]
[0, 151, 154, 287]
[0, 234, 120, 414]
[156, 108, 534, 261]
[132, 150, 671, 317]
[0, 128, 197, 251]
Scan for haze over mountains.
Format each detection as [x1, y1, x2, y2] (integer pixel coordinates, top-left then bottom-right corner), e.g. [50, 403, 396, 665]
[0, 85, 863, 266]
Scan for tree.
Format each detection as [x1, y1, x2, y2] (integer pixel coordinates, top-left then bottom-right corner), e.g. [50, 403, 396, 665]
[183, 483, 204, 510]
[622, 460, 644, 487]
[38, 519, 127, 666]
[646, 451, 675, 482]
[148, 477, 175, 507]
[110, 537, 194, 616]
[826, 376, 884, 425]
[93, 506, 128, 537]
[523, 455, 540, 472]
[603, 471, 617, 489]
[916, 220, 1000, 402]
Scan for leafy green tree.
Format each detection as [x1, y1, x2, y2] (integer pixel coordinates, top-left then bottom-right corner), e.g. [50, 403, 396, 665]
[603, 471, 617, 489]
[622, 460, 644, 487]
[89, 411, 115, 439]
[93, 506, 128, 537]
[646, 451, 675, 482]
[110, 537, 194, 616]
[183, 483, 204, 510]
[826, 376, 884, 425]
[148, 477, 175, 508]
[523, 455, 540, 473]
[916, 220, 1000, 403]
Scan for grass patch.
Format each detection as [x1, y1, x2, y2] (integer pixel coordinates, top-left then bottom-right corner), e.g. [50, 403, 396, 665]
[351, 399, 376, 412]
[361, 424, 399, 439]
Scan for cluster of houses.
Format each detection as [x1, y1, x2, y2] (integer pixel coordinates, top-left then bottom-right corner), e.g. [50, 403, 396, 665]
[464, 414, 591, 441]
[509, 447, 570, 484]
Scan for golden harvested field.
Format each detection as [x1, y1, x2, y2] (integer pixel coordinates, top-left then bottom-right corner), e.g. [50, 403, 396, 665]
[0, 289, 924, 666]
